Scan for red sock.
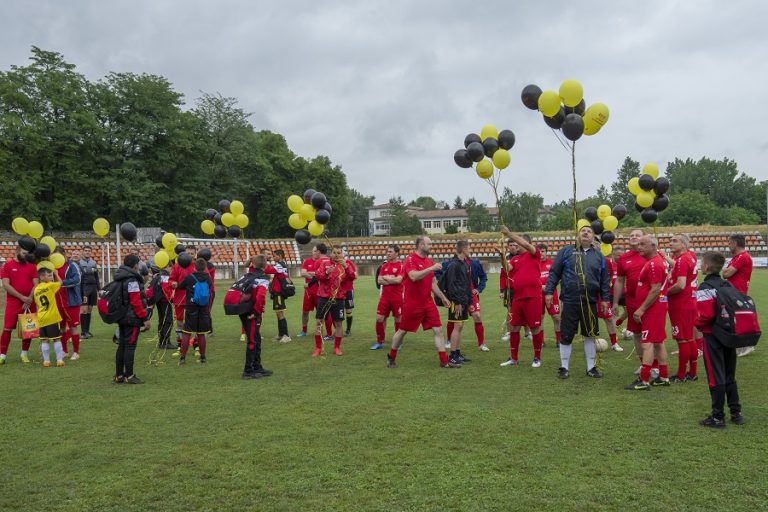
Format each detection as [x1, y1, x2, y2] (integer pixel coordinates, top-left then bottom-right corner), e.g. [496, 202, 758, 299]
[72, 333, 80, 354]
[334, 336, 342, 350]
[640, 364, 651, 383]
[652, 358, 659, 370]
[659, 364, 669, 379]
[302, 324, 307, 334]
[509, 331, 521, 361]
[197, 334, 207, 356]
[438, 351, 449, 365]
[22, 338, 31, 351]
[446, 322, 455, 341]
[533, 331, 544, 359]
[389, 348, 398, 361]
[324, 316, 333, 337]
[375, 321, 385, 342]
[61, 337, 68, 355]
[474, 322, 485, 345]
[609, 333, 617, 345]
[61, 326, 70, 353]
[555, 330, 561, 342]
[696, 337, 703, 353]
[688, 340, 698, 376]
[180, 333, 191, 357]
[615, 317, 624, 326]
[0, 330, 11, 355]
[314, 334, 323, 350]
[676, 342, 689, 379]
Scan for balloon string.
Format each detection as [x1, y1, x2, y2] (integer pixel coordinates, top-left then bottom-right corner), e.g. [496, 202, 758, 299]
[551, 128, 571, 153]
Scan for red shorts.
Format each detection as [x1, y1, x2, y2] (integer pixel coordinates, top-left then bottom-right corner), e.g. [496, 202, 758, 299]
[399, 302, 441, 332]
[3, 301, 28, 330]
[468, 293, 481, 314]
[302, 288, 319, 313]
[625, 303, 642, 334]
[510, 297, 542, 329]
[377, 294, 403, 318]
[174, 304, 185, 322]
[639, 303, 667, 344]
[60, 306, 81, 327]
[542, 293, 560, 317]
[669, 305, 694, 341]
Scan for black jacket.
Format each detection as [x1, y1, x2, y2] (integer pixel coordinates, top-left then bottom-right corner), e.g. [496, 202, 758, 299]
[544, 244, 610, 305]
[441, 255, 473, 306]
[114, 265, 148, 326]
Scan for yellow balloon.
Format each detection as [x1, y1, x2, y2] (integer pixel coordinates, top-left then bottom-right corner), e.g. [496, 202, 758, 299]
[600, 243, 613, 257]
[627, 177, 641, 196]
[49, 252, 66, 269]
[492, 149, 511, 169]
[40, 236, 57, 252]
[37, 260, 55, 272]
[154, 250, 170, 269]
[584, 102, 609, 131]
[636, 190, 655, 208]
[537, 90, 561, 117]
[235, 213, 249, 229]
[603, 215, 618, 231]
[230, 200, 244, 216]
[583, 122, 601, 136]
[480, 124, 499, 141]
[221, 212, 235, 227]
[307, 220, 324, 237]
[289, 213, 307, 229]
[162, 232, 178, 250]
[299, 203, 315, 222]
[287, 195, 304, 213]
[596, 205, 611, 220]
[577, 219, 591, 231]
[12, 217, 29, 236]
[201, 219, 215, 235]
[93, 217, 110, 237]
[165, 248, 177, 262]
[27, 221, 44, 239]
[559, 79, 584, 108]
[643, 163, 659, 179]
[476, 160, 494, 179]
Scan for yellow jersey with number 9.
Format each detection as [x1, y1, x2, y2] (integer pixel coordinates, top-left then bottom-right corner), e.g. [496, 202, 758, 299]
[34, 282, 62, 327]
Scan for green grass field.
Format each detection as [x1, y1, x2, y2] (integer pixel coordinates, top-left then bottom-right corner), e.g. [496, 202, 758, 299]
[2, 271, 767, 511]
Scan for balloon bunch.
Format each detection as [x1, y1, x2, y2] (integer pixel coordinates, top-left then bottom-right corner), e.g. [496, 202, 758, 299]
[11, 217, 65, 269]
[286, 189, 332, 244]
[152, 232, 189, 269]
[453, 124, 515, 179]
[521, 80, 609, 141]
[201, 199, 250, 238]
[626, 163, 670, 224]
[11, 217, 44, 239]
[576, 204, 627, 256]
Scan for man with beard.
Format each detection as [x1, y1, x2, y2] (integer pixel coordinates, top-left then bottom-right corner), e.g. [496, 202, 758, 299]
[1, 243, 38, 364]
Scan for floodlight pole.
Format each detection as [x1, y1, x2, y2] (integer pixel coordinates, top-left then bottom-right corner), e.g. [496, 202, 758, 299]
[115, 223, 122, 270]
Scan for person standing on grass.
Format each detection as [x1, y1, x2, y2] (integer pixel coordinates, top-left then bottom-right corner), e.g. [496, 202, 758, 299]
[544, 226, 611, 380]
[538, 243, 562, 347]
[177, 258, 212, 365]
[169, 246, 196, 346]
[268, 249, 292, 343]
[386, 236, 454, 369]
[298, 243, 328, 338]
[0, 243, 38, 364]
[55, 246, 82, 360]
[498, 227, 545, 369]
[78, 245, 100, 339]
[113, 255, 150, 384]
[372, 245, 404, 350]
[342, 255, 357, 337]
[241, 255, 273, 379]
[597, 246, 622, 352]
[312, 247, 355, 357]
[34, 266, 65, 367]
[623, 236, 671, 390]
[441, 240, 474, 366]
[663, 234, 699, 383]
[723, 234, 754, 357]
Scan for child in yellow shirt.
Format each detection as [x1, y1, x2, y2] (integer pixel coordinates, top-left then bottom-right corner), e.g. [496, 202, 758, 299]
[34, 266, 64, 367]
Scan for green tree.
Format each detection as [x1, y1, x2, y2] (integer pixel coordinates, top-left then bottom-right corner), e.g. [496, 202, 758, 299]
[453, 196, 464, 209]
[498, 189, 544, 232]
[386, 196, 423, 236]
[409, 196, 437, 210]
[349, 188, 374, 236]
[445, 223, 459, 234]
[465, 198, 492, 232]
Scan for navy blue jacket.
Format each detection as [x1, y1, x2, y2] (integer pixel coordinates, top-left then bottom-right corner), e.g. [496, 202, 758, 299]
[544, 245, 610, 305]
[61, 260, 82, 307]
[436, 257, 487, 293]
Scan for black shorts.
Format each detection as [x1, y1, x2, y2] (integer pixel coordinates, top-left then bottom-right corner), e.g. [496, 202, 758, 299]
[344, 290, 354, 310]
[316, 297, 345, 321]
[83, 288, 98, 306]
[271, 293, 287, 312]
[560, 301, 600, 345]
[447, 303, 469, 322]
[40, 324, 62, 340]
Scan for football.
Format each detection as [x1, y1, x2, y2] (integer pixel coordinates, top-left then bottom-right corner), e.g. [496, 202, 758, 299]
[622, 329, 634, 340]
[595, 338, 609, 352]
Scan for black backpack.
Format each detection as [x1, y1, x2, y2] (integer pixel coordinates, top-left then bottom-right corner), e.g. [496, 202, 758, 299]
[146, 273, 163, 306]
[97, 280, 130, 324]
[223, 273, 258, 315]
[711, 281, 761, 348]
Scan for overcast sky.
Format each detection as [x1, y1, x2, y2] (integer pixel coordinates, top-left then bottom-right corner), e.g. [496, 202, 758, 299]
[2, 0, 767, 207]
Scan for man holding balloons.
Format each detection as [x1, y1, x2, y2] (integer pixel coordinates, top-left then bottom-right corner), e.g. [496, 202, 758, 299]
[0, 242, 38, 364]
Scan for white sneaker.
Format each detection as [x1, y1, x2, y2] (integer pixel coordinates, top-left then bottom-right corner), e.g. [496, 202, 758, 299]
[240, 334, 246, 342]
[622, 329, 634, 340]
[500, 358, 519, 367]
[612, 343, 624, 352]
[525, 332, 532, 340]
[279, 335, 292, 344]
[650, 368, 660, 379]
[478, 344, 490, 352]
[272, 335, 282, 342]
[634, 366, 641, 375]
[445, 342, 451, 349]
[70, 353, 80, 361]
[736, 346, 755, 357]
[501, 333, 510, 342]
[531, 358, 542, 368]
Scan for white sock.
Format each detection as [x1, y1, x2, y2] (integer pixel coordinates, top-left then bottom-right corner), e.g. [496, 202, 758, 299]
[584, 338, 596, 370]
[53, 341, 64, 361]
[559, 343, 572, 369]
[21, 350, 28, 356]
[41, 342, 50, 362]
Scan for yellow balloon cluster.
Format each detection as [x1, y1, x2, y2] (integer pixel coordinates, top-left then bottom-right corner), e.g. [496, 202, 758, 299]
[12, 218, 45, 239]
[286, 190, 333, 244]
[202, 199, 251, 238]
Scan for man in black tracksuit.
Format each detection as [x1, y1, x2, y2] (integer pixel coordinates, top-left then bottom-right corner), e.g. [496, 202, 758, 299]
[114, 255, 150, 384]
[441, 240, 473, 366]
[79, 245, 101, 338]
[544, 226, 611, 379]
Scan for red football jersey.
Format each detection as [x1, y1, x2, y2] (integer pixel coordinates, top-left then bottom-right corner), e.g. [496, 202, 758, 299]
[301, 257, 320, 286]
[403, 252, 436, 305]
[668, 251, 696, 308]
[170, 262, 195, 305]
[617, 250, 646, 306]
[508, 248, 542, 299]
[340, 259, 357, 293]
[636, 254, 668, 308]
[315, 258, 353, 299]
[379, 260, 405, 299]
[726, 251, 752, 294]
[1, 259, 37, 306]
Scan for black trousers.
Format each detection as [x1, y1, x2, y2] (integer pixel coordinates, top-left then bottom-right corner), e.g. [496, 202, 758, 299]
[116, 324, 140, 378]
[156, 301, 174, 347]
[703, 334, 741, 418]
[240, 314, 263, 373]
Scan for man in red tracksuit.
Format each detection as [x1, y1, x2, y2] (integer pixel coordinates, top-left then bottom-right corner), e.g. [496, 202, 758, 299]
[113, 255, 150, 384]
[241, 255, 273, 379]
[313, 247, 355, 357]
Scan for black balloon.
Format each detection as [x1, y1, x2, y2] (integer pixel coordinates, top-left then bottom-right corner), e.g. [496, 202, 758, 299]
[315, 209, 331, 225]
[155, 235, 164, 248]
[174, 244, 186, 256]
[653, 194, 669, 212]
[34, 244, 51, 259]
[214, 212, 223, 225]
[454, 149, 472, 168]
[635, 202, 645, 213]
[205, 208, 217, 220]
[561, 113, 585, 141]
[482, 137, 499, 157]
[584, 206, 598, 222]
[311, 192, 327, 209]
[464, 133, 482, 148]
[641, 208, 658, 223]
[323, 202, 332, 214]
[521, 84, 543, 110]
[227, 225, 242, 238]
[303, 189, 317, 204]
[25, 253, 38, 264]
[498, 129, 516, 150]
[18, 236, 37, 252]
[654, 177, 670, 195]
[601, 231, 616, 244]
[214, 225, 227, 238]
[612, 204, 627, 221]
[120, 222, 137, 242]
[638, 174, 655, 191]
[218, 199, 231, 213]
[564, 99, 586, 116]
[178, 252, 193, 268]
[591, 219, 604, 235]
[543, 108, 565, 129]
[295, 229, 312, 245]
[466, 142, 485, 162]
[198, 248, 212, 261]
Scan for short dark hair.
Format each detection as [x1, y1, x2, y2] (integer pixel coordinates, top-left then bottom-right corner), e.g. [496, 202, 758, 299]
[729, 234, 746, 248]
[415, 236, 425, 248]
[38, 267, 53, 276]
[537, 243, 548, 251]
[83, 245, 92, 250]
[252, 254, 267, 269]
[124, 254, 140, 268]
[456, 240, 469, 252]
[388, 244, 400, 253]
[702, 251, 725, 274]
[185, 245, 197, 251]
[521, 234, 532, 243]
[260, 247, 271, 255]
[274, 249, 285, 258]
[54, 245, 65, 255]
[195, 258, 207, 272]
[316, 243, 327, 255]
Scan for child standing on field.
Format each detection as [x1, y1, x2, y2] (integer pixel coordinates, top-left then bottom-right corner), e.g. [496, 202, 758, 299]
[177, 258, 212, 364]
[34, 266, 65, 367]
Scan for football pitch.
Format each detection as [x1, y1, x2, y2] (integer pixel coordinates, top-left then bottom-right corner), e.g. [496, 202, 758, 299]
[2, 272, 766, 511]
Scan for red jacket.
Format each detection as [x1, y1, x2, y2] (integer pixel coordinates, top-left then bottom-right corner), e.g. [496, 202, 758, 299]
[316, 259, 355, 299]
